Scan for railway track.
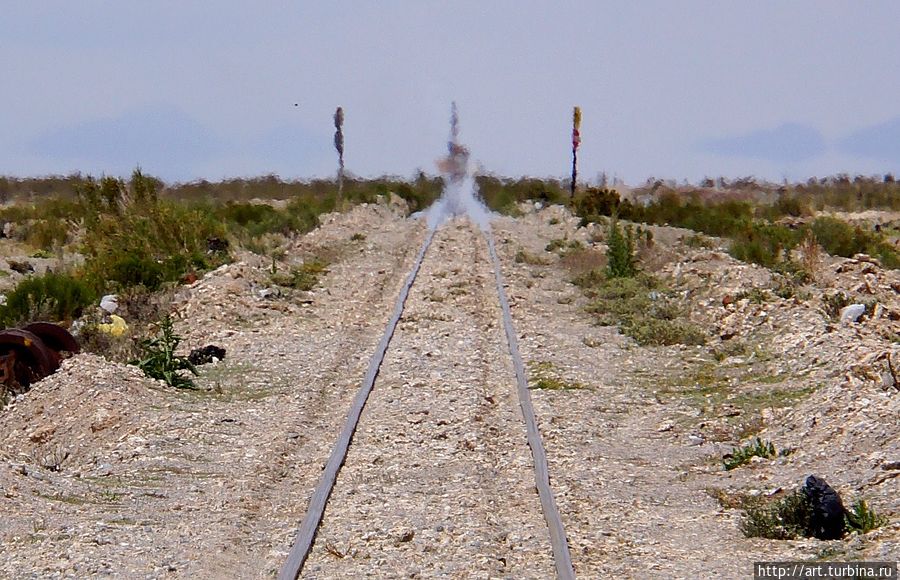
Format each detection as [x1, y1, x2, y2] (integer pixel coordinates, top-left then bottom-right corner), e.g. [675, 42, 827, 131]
[279, 218, 574, 579]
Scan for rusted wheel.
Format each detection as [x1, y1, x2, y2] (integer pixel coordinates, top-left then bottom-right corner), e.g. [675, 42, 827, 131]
[0, 329, 56, 386]
[22, 322, 80, 355]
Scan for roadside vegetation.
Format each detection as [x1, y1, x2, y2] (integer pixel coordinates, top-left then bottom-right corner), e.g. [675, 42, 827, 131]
[0, 170, 443, 389]
[571, 178, 900, 270]
[0, 170, 897, 384]
[738, 490, 888, 540]
[566, 217, 707, 346]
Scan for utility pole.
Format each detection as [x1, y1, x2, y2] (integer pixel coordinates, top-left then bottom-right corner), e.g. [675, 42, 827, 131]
[334, 107, 344, 203]
[571, 106, 581, 199]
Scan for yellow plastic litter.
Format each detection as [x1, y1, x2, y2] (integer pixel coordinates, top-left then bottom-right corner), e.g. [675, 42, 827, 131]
[98, 315, 128, 337]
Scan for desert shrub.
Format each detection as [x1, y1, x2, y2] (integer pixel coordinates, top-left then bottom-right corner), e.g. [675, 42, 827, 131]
[585, 274, 706, 346]
[845, 499, 888, 534]
[793, 175, 900, 211]
[735, 287, 771, 304]
[131, 315, 197, 389]
[571, 268, 605, 291]
[723, 437, 777, 470]
[0, 196, 82, 249]
[545, 238, 583, 254]
[741, 490, 887, 540]
[0, 272, 95, 326]
[80, 193, 227, 292]
[811, 216, 865, 258]
[624, 317, 707, 346]
[622, 193, 754, 238]
[729, 223, 801, 267]
[810, 216, 900, 267]
[572, 187, 621, 222]
[390, 174, 442, 213]
[271, 259, 329, 291]
[683, 233, 716, 249]
[740, 490, 815, 540]
[758, 192, 814, 220]
[773, 259, 813, 286]
[588, 277, 653, 323]
[515, 249, 550, 265]
[605, 219, 636, 278]
[219, 202, 292, 237]
[822, 291, 852, 320]
[527, 361, 586, 391]
[285, 195, 333, 232]
[22, 218, 70, 250]
[476, 176, 567, 213]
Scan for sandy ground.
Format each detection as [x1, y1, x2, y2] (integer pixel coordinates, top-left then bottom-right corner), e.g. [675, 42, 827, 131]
[0, 200, 897, 578]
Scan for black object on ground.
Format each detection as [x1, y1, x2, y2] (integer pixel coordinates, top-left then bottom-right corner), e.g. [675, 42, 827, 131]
[188, 345, 226, 366]
[802, 474, 847, 540]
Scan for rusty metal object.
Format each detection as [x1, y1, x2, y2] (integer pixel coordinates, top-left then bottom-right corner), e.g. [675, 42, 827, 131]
[0, 323, 78, 394]
[22, 322, 80, 355]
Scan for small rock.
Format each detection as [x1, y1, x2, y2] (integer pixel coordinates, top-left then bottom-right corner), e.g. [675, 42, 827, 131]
[839, 304, 866, 324]
[395, 528, 415, 544]
[257, 287, 280, 299]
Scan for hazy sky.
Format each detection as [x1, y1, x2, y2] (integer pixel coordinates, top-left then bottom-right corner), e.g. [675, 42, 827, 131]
[2, 2, 898, 184]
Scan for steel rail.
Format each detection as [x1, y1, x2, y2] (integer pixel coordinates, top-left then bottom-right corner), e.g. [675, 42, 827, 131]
[278, 228, 437, 580]
[484, 230, 576, 580]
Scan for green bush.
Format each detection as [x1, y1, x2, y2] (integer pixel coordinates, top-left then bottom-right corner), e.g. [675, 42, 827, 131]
[623, 317, 707, 347]
[605, 218, 636, 278]
[810, 216, 900, 267]
[131, 315, 198, 389]
[0, 272, 95, 326]
[822, 291, 852, 320]
[80, 194, 227, 292]
[572, 187, 621, 222]
[723, 437, 777, 470]
[740, 489, 814, 540]
[729, 223, 801, 267]
[741, 490, 888, 540]
[621, 193, 754, 238]
[271, 259, 329, 291]
[845, 499, 888, 534]
[476, 176, 567, 213]
[584, 274, 706, 346]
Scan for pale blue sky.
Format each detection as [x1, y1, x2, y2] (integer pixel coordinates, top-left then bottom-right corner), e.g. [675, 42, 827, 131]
[2, 1, 898, 184]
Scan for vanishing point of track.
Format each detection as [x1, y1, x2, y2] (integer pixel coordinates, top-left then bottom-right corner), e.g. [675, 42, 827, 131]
[278, 219, 575, 579]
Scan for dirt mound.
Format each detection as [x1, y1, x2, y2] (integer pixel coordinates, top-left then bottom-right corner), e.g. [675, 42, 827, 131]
[0, 353, 156, 474]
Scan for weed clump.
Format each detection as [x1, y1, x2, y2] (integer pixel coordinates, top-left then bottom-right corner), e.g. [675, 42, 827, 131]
[271, 259, 329, 291]
[605, 218, 636, 279]
[131, 316, 198, 389]
[740, 482, 888, 540]
[0, 272, 95, 327]
[545, 238, 583, 254]
[822, 291, 852, 321]
[515, 249, 550, 265]
[845, 499, 888, 534]
[585, 275, 706, 346]
[811, 216, 900, 267]
[528, 361, 586, 391]
[740, 489, 815, 540]
[723, 437, 777, 470]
